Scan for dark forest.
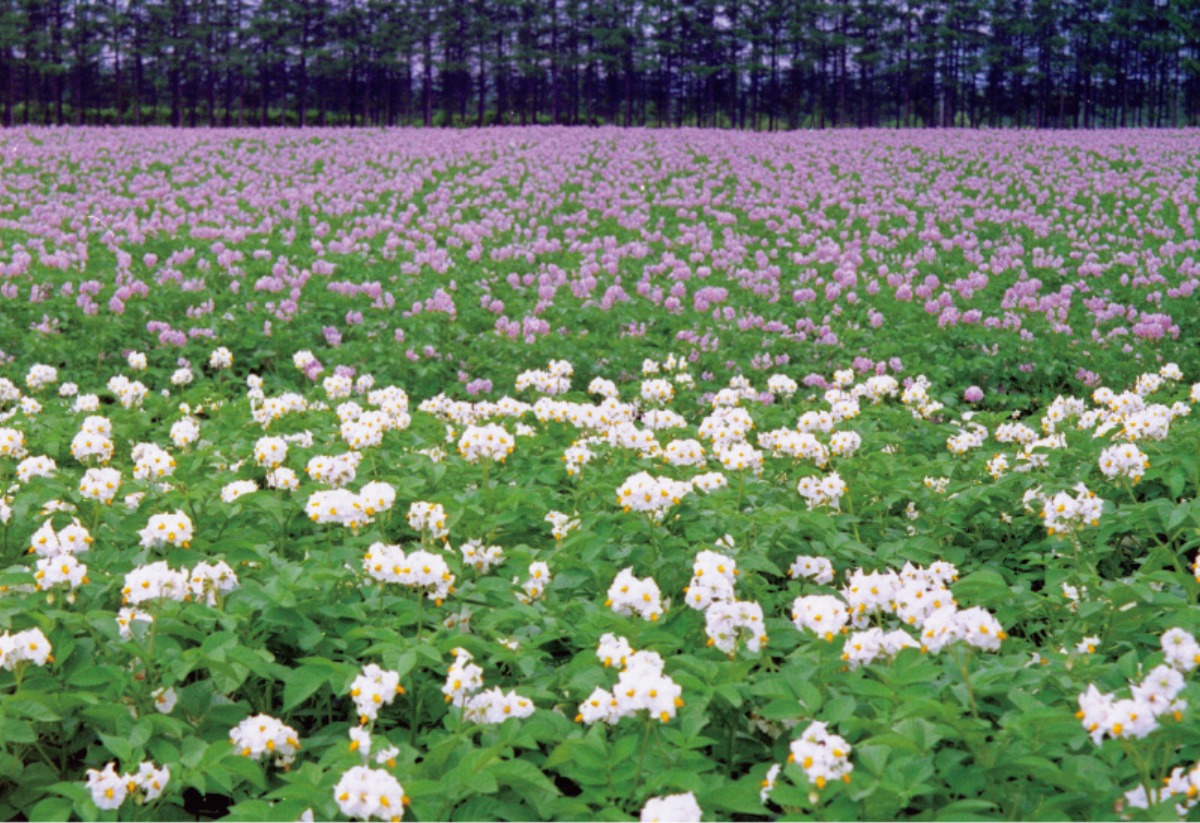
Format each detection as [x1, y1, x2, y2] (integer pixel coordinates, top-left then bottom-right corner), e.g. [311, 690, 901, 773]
[2, 0, 1199, 129]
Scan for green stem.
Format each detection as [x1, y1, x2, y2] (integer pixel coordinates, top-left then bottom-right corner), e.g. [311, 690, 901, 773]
[1120, 736, 1156, 809]
[410, 684, 423, 747]
[725, 712, 737, 775]
[630, 716, 654, 806]
[481, 461, 491, 511]
[843, 484, 862, 543]
[955, 647, 980, 720]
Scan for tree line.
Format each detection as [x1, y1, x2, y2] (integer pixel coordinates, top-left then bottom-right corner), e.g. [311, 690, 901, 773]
[2, 0, 1200, 130]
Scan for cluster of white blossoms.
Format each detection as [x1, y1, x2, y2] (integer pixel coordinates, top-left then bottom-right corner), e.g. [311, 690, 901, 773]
[15, 454, 56, 484]
[663, 438, 706, 468]
[841, 627, 921, 669]
[362, 543, 455, 604]
[789, 555, 835, 585]
[85, 760, 170, 810]
[705, 599, 767, 656]
[679, 550, 766, 656]
[0, 426, 27, 458]
[640, 378, 675, 405]
[1118, 403, 1174, 442]
[457, 423, 515, 463]
[690, 472, 729, 493]
[792, 594, 851, 641]
[324, 374, 354, 400]
[34, 552, 88, 591]
[786, 721, 854, 789]
[995, 422, 1038, 444]
[76, 467, 121, 506]
[121, 560, 238, 607]
[0, 627, 52, 670]
[986, 453, 1009, 479]
[349, 663, 405, 725]
[459, 539, 504, 573]
[515, 360, 573, 396]
[562, 438, 598, 476]
[334, 765, 407, 822]
[347, 727, 399, 769]
[576, 645, 684, 725]
[698, 406, 755, 447]
[758, 429, 828, 466]
[25, 363, 57, 391]
[1077, 628, 1197, 746]
[441, 647, 534, 724]
[640, 792, 702, 822]
[615, 471, 691, 521]
[208, 347, 233, 370]
[405, 501, 448, 540]
[900, 376, 944, 419]
[339, 410, 395, 450]
[220, 479, 258, 503]
[588, 377, 619, 399]
[946, 422, 988, 455]
[767, 373, 799, 398]
[925, 479, 958, 499]
[265, 466, 301, 491]
[169, 416, 200, 449]
[353, 482, 396, 517]
[252, 391, 309, 427]
[230, 714, 301, 767]
[70, 417, 115, 464]
[715, 442, 764, 474]
[545, 510, 581, 540]
[305, 482, 394, 529]
[916, 601, 1004, 654]
[107, 375, 149, 409]
[516, 561, 551, 603]
[683, 550, 738, 609]
[131, 442, 175, 480]
[1098, 443, 1150, 483]
[28, 517, 92, 557]
[860, 374, 900, 403]
[797, 410, 836, 435]
[1034, 484, 1105, 536]
[792, 560, 1003, 659]
[442, 647, 484, 707]
[254, 435, 289, 468]
[595, 633, 632, 668]
[607, 568, 664, 621]
[829, 430, 862, 458]
[138, 510, 194, 549]
[1124, 760, 1200, 817]
[796, 472, 847, 511]
[306, 488, 370, 528]
[305, 451, 363, 487]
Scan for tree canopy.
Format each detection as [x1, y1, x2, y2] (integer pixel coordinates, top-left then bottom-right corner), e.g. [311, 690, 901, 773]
[2, 0, 1199, 128]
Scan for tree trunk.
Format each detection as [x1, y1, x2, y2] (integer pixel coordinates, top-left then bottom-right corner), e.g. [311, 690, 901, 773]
[423, 20, 432, 126]
[550, 0, 559, 123]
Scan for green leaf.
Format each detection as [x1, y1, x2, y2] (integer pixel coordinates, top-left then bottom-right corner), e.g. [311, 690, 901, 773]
[28, 797, 73, 821]
[282, 665, 329, 712]
[491, 758, 561, 817]
[953, 568, 1011, 606]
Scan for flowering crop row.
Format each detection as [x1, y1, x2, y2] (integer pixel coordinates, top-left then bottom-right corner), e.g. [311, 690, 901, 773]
[1, 128, 1200, 821]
